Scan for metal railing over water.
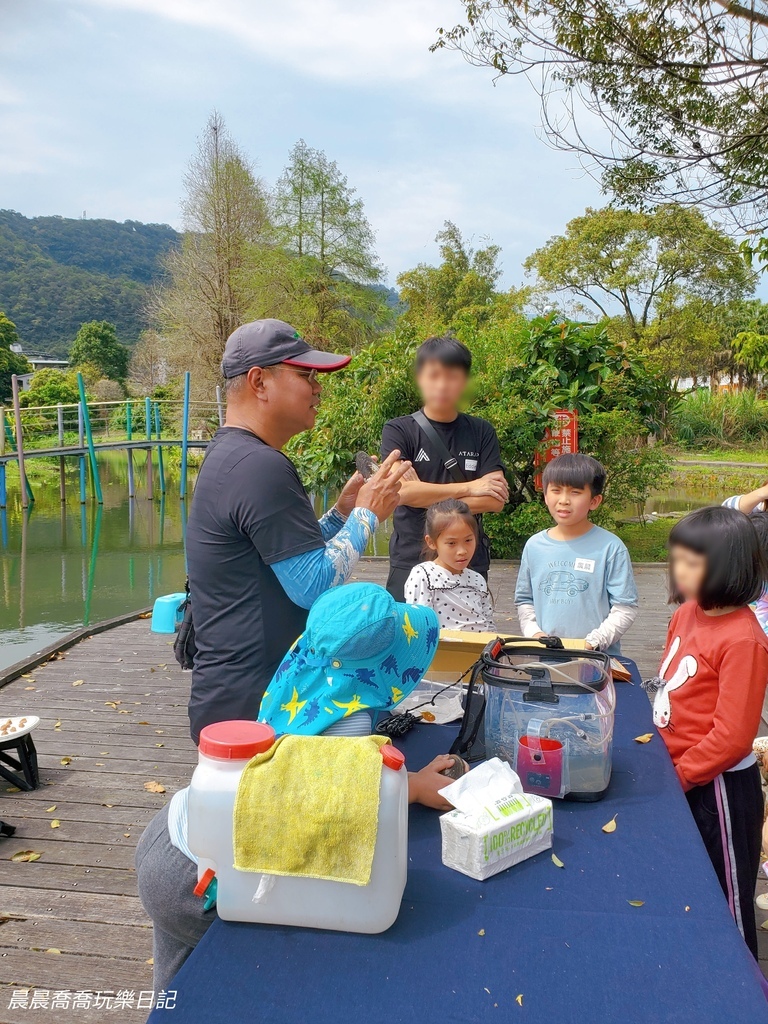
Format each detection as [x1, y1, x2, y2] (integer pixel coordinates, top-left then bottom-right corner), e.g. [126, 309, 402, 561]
[0, 371, 220, 509]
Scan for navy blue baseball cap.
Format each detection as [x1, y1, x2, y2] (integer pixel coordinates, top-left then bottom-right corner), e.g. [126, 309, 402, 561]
[221, 318, 352, 378]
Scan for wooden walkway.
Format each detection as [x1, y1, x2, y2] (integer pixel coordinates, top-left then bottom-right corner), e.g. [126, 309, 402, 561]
[0, 560, 765, 1023]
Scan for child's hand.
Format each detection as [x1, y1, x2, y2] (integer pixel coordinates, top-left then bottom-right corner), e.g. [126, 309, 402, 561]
[533, 631, 548, 638]
[584, 640, 595, 650]
[408, 755, 456, 810]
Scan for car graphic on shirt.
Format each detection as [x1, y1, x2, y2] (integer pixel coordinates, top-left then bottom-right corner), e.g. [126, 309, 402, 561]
[540, 570, 589, 598]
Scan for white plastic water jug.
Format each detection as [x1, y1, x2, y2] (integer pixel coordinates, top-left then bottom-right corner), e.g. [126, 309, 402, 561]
[187, 720, 409, 934]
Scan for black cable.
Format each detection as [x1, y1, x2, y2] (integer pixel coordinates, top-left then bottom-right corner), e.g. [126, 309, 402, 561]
[376, 665, 474, 737]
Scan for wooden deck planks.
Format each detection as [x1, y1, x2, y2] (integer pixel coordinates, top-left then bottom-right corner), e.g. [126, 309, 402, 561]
[0, 559, 766, 1023]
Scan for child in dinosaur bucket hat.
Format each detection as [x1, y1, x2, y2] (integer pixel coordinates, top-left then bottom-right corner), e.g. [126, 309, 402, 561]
[259, 582, 440, 735]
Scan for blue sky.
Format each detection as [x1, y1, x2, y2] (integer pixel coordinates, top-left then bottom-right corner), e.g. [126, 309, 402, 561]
[1, 0, 607, 288]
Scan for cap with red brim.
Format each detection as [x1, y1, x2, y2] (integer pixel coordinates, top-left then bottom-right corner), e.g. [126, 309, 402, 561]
[221, 318, 352, 378]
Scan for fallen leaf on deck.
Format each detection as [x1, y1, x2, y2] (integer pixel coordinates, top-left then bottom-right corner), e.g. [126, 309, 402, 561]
[155, 730, 164, 735]
[99, 751, 109, 755]
[478, 929, 485, 936]
[760, 920, 768, 931]
[138, 612, 151, 619]
[11, 850, 42, 862]
[144, 781, 166, 794]
[6, 786, 20, 793]
[24, 686, 35, 690]
[60, 757, 71, 766]
[71, 679, 84, 687]
[103, 804, 114, 808]
[138, 721, 150, 726]
[146, 957, 154, 965]
[104, 702, 118, 709]
[95, 763, 104, 767]
[53, 721, 61, 731]
[551, 853, 565, 868]
[516, 995, 523, 1007]
[627, 900, 645, 907]
[118, 710, 131, 715]
[124, 833, 131, 838]
[155, 743, 164, 748]
[634, 733, 653, 744]
[602, 815, 618, 834]
[45, 948, 61, 955]
[46, 806, 56, 813]
[21, 673, 33, 679]
[50, 820, 60, 829]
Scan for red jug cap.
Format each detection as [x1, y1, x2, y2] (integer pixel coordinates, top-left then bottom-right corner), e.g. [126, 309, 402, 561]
[198, 720, 275, 760]
[381, 744, 406, 771]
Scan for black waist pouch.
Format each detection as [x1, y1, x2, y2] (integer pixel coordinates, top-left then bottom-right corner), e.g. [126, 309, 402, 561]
[173, 582, 196, 671]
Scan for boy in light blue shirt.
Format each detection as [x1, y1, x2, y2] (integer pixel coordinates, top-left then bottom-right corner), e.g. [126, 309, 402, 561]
[515, 453, 638, 655]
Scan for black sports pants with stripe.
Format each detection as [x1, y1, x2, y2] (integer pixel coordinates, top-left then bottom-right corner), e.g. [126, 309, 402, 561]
[686, 762, 763, 958]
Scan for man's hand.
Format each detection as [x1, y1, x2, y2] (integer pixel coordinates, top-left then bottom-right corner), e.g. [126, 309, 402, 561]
[334, 471, 366, 518]
[465, 471, 509, 503]
[356, 449, 412, 522]
[407, 754, 456, 810]
[532, 631, 548, 639]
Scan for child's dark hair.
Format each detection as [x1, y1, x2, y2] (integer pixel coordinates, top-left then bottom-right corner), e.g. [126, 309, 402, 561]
[542, 452, 606, 497]
[415, 335, 472, 373]
[423, 498, 478, 558]
[668, 505, 767, 609]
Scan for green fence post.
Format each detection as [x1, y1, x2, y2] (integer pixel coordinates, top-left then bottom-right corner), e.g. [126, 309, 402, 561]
[154, 401, 166, 495]
[76, 372, 103, 504]
[180, 371, 191, 500]
[145, 396, 153, 501]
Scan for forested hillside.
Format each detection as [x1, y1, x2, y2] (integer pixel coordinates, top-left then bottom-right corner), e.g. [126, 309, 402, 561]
[0, 210, 179, 356]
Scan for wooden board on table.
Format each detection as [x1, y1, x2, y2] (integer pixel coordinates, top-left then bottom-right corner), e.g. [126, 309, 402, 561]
[431, 629, 632, 681]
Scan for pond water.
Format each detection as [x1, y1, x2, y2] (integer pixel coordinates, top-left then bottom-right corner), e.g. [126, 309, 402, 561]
[0, 453, 392, 673]
[0, 454, 755, 673]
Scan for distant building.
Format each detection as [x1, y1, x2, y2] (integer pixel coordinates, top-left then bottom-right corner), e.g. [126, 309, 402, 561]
[9, 345, 68, 388]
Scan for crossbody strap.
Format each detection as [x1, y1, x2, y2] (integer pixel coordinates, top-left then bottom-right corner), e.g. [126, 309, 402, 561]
[411, 410, 466, 483]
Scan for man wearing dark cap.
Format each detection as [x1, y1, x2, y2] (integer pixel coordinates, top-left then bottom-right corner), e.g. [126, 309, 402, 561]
[185, 319, 409, 743]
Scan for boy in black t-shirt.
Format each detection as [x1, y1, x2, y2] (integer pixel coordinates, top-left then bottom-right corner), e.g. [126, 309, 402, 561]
[380, 336, 508, 600]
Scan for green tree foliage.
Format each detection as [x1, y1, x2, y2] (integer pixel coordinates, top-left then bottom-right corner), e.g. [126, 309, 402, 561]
[525, 205, 756, 383]
[397, 221, 505, 335]
[153, 111, 271, 395]
[70, 321, 129, 384]
[0, 310, 30, 401]
[271, 140, 391, 349]
[19, 368, 81, 407]
[434, 1, 768, 229]
[0, 210, 178, 355]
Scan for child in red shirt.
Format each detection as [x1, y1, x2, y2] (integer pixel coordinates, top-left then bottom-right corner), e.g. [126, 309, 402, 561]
[649, 506, 768, 957]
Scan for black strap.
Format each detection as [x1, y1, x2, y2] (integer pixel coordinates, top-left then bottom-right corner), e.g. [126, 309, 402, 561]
[411, 410, 466, 483]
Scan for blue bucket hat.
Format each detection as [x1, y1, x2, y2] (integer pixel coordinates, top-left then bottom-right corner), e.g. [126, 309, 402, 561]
[259, 583, 439, 736]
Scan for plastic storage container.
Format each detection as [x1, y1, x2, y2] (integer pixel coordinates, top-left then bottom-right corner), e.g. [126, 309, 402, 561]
[187, 720, 409, 934]
[481, 641, 615, 801]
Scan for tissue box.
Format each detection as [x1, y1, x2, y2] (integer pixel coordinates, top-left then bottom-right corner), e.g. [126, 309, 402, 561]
[440, 791, 553, 881]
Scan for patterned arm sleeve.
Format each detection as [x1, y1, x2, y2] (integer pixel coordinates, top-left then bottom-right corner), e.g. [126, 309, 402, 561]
[318, 506, 347, 541]
[271, 508, 377, 609]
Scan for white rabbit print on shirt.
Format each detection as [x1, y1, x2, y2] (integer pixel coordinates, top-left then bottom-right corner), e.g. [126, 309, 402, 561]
[653, 635, 698, 729]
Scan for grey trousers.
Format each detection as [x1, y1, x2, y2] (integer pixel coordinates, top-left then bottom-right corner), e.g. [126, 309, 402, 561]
[135, 803, 216, 993]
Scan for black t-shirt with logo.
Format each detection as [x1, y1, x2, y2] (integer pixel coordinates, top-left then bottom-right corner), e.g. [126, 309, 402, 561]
[186, 427, 324, 743]
[380, 412, 505, 572]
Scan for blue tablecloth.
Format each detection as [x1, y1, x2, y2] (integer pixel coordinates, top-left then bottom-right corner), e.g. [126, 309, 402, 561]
[153, 662, 768, 1023]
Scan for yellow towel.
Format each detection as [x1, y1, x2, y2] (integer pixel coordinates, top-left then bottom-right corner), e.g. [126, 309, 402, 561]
[233, 733, 390, 886]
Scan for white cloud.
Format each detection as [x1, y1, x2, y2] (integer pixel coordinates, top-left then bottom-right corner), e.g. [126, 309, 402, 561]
[75, 0, 467, 84]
